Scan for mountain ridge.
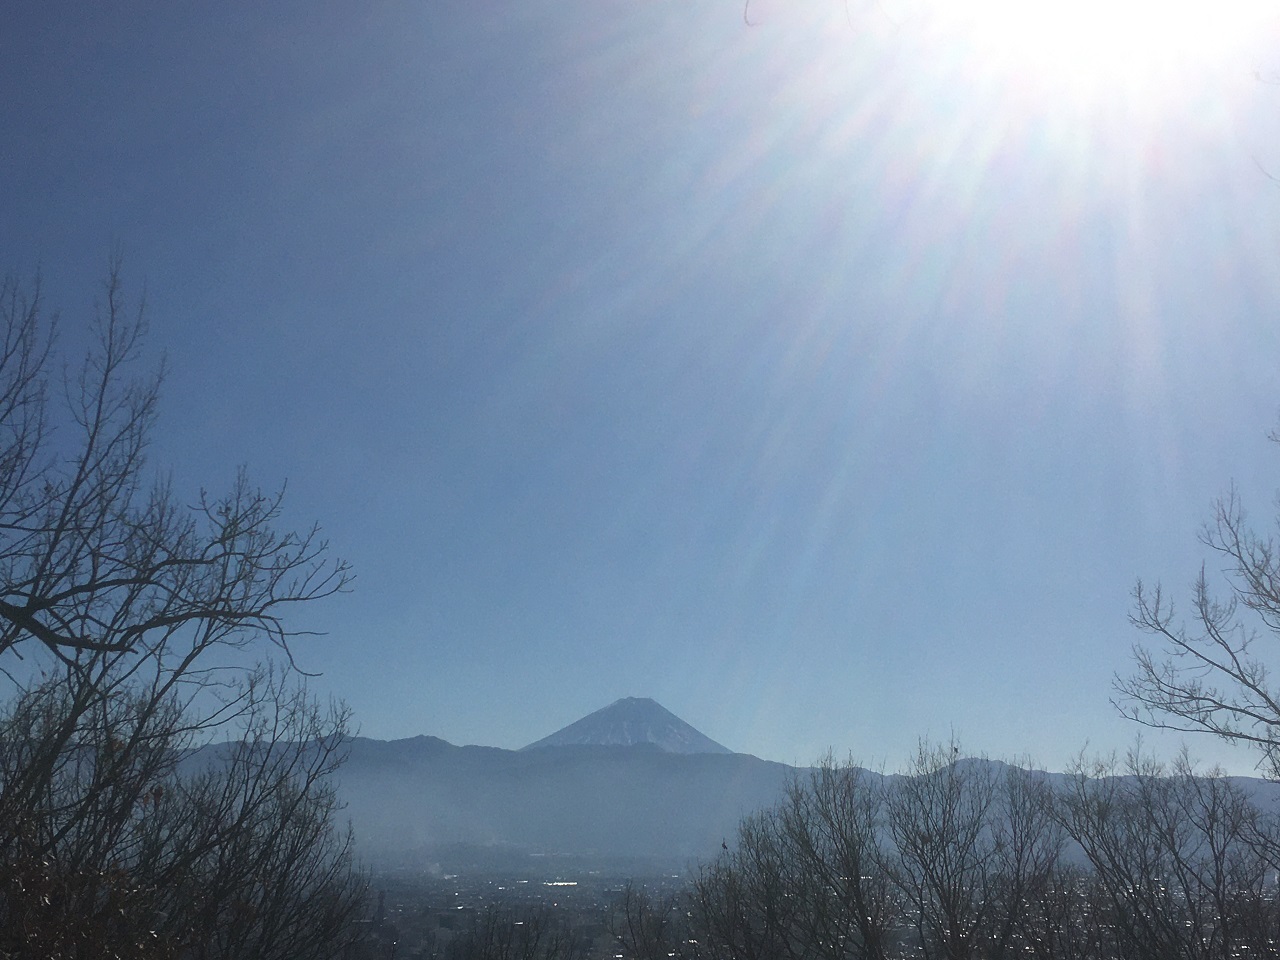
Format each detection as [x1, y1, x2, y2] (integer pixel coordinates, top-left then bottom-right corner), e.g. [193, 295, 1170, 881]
[337, 729, 793, 868]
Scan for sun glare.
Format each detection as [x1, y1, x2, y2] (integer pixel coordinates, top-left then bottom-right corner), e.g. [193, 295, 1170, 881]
[905, 0, 1275, 101]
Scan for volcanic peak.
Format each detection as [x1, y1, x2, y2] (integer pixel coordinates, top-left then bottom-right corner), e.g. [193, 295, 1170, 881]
[522, 697, 732, 755]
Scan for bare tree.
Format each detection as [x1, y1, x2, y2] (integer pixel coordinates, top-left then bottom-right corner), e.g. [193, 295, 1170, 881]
[774, 758, 899, 960]
[1118, 433, 1280, 777]
[985, 763, 1067, 960]
[0, 266, 363, 958]
[1054, 747, 1280, 960]
[1013, 862, 1111, 960]
[885, 740, 1006, 960]
[611, 881, 693, 960]
[0, 263, 348, 680]
[691, 816, 806, 960]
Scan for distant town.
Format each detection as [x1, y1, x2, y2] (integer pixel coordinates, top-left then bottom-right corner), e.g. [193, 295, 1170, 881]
[351, 865, 687, 960]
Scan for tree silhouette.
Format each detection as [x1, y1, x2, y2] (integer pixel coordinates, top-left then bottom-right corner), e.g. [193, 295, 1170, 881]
[0, 265, 364, 959]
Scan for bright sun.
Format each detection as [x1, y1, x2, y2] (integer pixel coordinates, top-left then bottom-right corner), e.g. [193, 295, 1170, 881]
[902, 0, 1276, 102]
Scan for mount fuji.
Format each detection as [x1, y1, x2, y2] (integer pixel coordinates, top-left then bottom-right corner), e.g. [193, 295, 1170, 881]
[522, 697, 732, 754]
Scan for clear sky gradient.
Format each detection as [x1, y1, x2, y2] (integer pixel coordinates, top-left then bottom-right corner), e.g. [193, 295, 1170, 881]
[4, 0, 1280, 773]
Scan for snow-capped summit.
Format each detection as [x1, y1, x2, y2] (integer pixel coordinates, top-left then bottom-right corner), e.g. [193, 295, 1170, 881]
[522, 697, 733, 755]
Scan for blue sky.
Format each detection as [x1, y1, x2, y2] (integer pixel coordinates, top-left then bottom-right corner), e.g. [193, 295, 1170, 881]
[4, 0, 1280, 773]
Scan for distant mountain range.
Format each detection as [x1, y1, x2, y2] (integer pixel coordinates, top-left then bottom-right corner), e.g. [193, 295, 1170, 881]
[336, 698, 790, 870]
[331, 701, 1280, 875]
